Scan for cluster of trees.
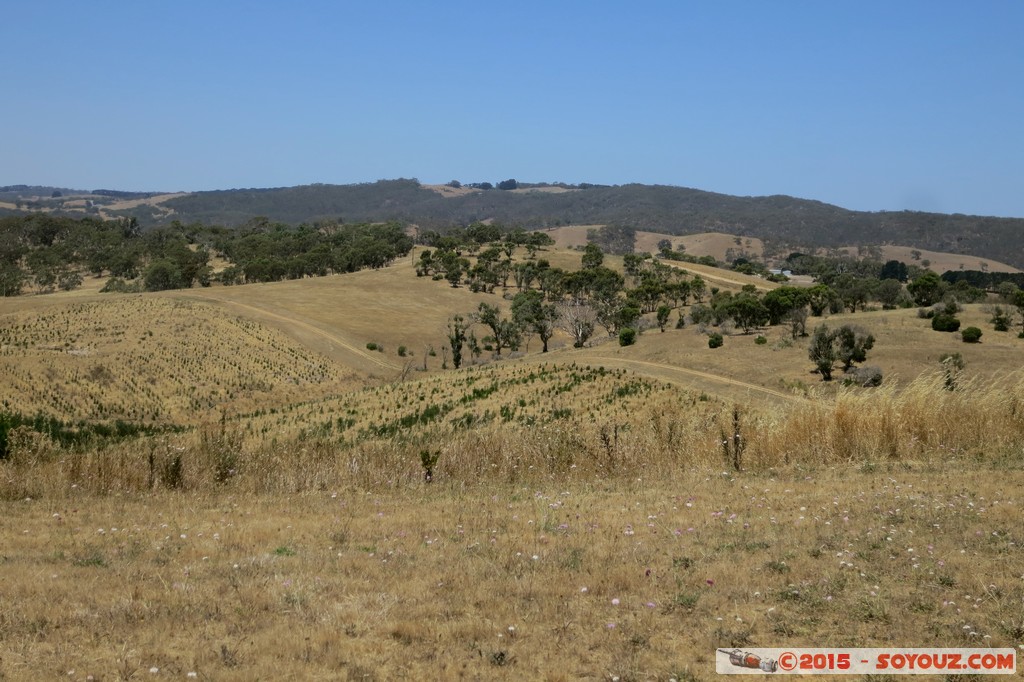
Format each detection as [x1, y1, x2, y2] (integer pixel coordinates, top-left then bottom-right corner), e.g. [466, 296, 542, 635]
[213, 220, 412, 285]
[780, 251, 1024, 336]
[432, 243, 892, 383]
[725, 252, 997, 313]
[415, 223, 556, 291]
[586, 224, 637, 255]
[0, 214, 414, 296]
[429, 241, 713, 367]
[423, 236, 1024, 380]
[1, 214, 143, 296]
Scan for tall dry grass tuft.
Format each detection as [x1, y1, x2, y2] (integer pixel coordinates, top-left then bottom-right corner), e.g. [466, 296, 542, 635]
[752, 371, 1024, 466]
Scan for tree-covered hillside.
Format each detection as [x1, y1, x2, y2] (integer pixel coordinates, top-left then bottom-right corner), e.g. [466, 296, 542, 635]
[4, 180, 1024, 267]
[158, 181, 1024, 268]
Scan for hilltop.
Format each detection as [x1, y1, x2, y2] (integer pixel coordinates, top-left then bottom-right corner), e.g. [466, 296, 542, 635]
[3, 179, 1024, 268]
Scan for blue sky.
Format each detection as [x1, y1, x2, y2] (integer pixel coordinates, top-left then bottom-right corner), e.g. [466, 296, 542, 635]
[2, 1, 1023, 217]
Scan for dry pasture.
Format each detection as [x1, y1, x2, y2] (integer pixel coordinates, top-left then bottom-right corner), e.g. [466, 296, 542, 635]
[2, 247, 1024, 679]
[2, 462, 1022, 680]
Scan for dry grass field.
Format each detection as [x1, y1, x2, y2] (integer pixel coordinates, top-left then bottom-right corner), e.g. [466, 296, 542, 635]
[540, 226, 1020, 274]
[3, 461, 1022, 680]
[0, 297, 361, 425]
[836, 245, 1020, 275]
[540, 228, 765, 264]
[0, 192, 184, 221]
[2, 245, 1023, 679]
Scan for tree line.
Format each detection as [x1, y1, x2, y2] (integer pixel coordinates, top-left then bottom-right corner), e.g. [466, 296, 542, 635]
[0, 214, 413, 296]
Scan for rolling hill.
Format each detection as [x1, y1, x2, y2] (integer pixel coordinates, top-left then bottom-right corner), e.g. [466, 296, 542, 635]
[3, 243, 1020, 437]
[4, 180, 1024, 268]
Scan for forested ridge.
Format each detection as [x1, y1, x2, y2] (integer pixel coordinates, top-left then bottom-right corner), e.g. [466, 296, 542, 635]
[4, 179, 1024, 267]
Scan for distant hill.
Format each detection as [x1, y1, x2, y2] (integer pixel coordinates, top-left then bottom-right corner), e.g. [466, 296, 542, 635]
[4, 179, 1024, 267]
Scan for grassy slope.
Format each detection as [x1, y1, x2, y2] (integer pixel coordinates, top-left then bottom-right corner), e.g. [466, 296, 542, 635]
[0, 296, 362, 424]
[3, 253, 1024, 679]
[2, 246, 1020, 427]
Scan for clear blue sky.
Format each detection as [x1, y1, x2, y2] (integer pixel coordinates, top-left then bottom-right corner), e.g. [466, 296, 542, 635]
[3, 1, 1023, 217]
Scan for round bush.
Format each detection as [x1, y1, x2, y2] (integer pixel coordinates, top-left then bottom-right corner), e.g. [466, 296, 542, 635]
[961, 327, 982, 343]
[931, 314, 961, 332]
[708, 332, 724, 349]
[755, 335, 768, 345]
[618, 327, 637, 347]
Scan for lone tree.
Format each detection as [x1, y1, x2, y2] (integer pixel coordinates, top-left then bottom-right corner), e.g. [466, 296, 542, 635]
[725, 292, 770, 334]
[1014, 290, 1024, 335]
[940, 352, 965, 390]
[581, 243, 604, 270]
[656, 304, 672, 332]
[834, 325, 875, 372]
[558, 301, 596, 348]
[808, 325, 838, 380]
[446, 315, 469, 369]
[511, 290, 558, 352]
[809, 324, 875, 381]
[908, 271, 946, 306]
[763, 286, 810, 326]
[475, 302, 520, 357]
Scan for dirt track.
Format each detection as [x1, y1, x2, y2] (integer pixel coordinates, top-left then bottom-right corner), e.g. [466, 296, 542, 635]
[579, 355, 804, 404]
[171, 292, 402, 377]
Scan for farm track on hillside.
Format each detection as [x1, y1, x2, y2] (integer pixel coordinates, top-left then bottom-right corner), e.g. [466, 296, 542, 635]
[582, 355, 804, 404]
[176, 290, 804, 404]
[173, 292, 401, 376]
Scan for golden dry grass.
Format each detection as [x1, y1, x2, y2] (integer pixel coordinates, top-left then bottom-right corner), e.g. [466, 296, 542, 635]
[673, 233, 765, 262]
[0, 297, 361, 424]
[2, 460, 1022, 680]
[540, 227, 767, 264]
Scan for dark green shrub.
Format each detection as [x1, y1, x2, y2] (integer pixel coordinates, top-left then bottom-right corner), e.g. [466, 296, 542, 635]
[931, 314, 961, 332]
[991, 307, 1011, 331]
[420, 449, 440, 483]
[366, 342, 378, 351]
[618, 327, 637, 347]
[398, 345, 408, 357]
[754, 335, 768, 345]
[961, 327, 982, 343]
[708, 333, 724, 349]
